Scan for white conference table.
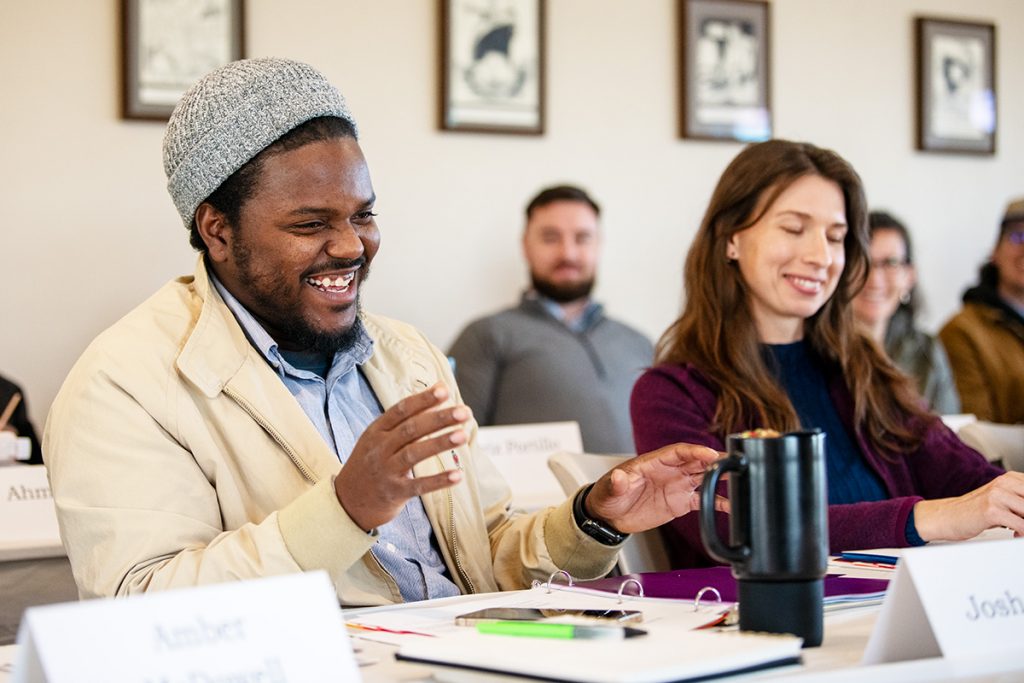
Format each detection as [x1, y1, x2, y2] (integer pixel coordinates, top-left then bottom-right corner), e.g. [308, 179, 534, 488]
[1, 604, 1019, 683]
[341, 602, 1023, 683]
[1, 596, 1021, 683]
[2, 556, 1021, 683]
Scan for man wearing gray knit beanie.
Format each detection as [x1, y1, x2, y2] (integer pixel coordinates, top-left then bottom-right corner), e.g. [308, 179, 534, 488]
[45, 57, 720, 603]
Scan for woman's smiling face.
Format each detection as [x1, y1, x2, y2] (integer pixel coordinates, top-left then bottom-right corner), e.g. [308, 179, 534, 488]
[727, 174, 849, 344]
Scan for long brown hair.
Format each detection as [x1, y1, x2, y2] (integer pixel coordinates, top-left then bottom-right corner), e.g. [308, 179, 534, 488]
[656, 140, 932, 453]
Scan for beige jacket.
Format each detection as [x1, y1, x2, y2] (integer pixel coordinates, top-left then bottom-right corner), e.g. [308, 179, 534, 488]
[44, 260, 616, 602]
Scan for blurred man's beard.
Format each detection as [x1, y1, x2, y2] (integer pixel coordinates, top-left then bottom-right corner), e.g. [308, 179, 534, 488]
[530, 273, 594, 303]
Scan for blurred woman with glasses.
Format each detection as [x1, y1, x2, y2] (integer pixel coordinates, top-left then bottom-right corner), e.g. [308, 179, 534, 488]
[851, 212, 960, 414]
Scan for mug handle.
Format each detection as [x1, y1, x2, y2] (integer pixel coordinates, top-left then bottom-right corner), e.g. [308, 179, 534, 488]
[699, 455, 751, 564]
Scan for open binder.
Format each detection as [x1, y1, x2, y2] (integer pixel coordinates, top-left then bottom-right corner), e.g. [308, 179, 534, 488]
[373, 572, 802, 683]
[577, 566, 888, 610]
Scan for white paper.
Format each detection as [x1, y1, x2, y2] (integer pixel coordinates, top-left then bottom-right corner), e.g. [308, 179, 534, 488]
[13, 571, 357, 683]
[344, 584, 728, 646]
[475, 422, 583, 510]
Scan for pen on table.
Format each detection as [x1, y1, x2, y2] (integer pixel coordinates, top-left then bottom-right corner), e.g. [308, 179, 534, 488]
[477, 621, 646, 640]
[0, 392, 21, 432]
[837, 552, 898, 566]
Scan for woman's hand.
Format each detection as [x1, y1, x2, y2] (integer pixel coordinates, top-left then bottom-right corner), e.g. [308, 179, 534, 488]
[913, 472, 1024, 542]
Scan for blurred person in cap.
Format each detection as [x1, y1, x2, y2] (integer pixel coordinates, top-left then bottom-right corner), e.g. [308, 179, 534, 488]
[44, 58, 721, 602]
[940, 197, 1024, 423]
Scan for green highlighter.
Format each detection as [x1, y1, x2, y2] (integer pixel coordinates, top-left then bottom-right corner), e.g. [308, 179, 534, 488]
[477, 621, 647, 640]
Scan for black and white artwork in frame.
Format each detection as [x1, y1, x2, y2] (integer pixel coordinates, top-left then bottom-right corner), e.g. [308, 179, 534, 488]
[681, 0, 771, 142]
[440, 0, 544, 135]
[916, 17, 996, 155]
[122, 0, 244, 120]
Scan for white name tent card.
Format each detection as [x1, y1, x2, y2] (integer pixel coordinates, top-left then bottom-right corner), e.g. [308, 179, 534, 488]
[476, 422, 583, 510]
[14, 570, 358, 683]
[863, 536, 1024, 664]
[0, 465, 63, 561]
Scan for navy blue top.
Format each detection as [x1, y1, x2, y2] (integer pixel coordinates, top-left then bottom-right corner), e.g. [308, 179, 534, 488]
[764, 341, 887, 505]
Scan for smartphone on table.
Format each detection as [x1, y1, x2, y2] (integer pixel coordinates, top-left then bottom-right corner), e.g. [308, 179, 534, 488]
[454, 607, 643, 625]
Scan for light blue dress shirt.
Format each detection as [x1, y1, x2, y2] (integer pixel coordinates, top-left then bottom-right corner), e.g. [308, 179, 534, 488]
[210, 272, 459, 601]
[532, 292, 603, 334]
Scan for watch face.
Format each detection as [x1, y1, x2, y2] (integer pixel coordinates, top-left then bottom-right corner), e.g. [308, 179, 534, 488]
[573, 484, 626, 545]
[583, 518, 625, 545]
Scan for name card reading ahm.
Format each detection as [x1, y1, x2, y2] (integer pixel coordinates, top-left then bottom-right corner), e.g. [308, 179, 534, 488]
[0, 465, 63, 561]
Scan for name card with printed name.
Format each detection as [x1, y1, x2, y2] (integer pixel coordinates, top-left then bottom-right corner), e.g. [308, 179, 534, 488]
[476, 422, 583, 511]
[863, 536, 1024, 664]
[0, 464, 63, 561]
[14, 570, 358, 683]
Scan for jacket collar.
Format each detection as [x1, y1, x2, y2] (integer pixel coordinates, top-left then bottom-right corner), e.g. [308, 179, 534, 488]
[176, 257, 255, 398]
[174, 258, 337, 482]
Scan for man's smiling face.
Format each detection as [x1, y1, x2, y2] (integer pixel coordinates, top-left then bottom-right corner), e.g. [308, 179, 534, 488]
[205, 136, 380, 352]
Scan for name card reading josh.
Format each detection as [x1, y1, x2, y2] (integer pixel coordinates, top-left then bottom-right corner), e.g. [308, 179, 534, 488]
[863, 536, 1024, 664]
[14, 571, 357, 683]
[0, 464, 63, 561]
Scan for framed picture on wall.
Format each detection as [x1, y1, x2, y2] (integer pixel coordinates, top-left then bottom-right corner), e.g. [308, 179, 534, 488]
[915, 17, 996, 155]
[680, 0, 771, 142]
[440, 0, 545, 135]
[121, 0, 245, 120]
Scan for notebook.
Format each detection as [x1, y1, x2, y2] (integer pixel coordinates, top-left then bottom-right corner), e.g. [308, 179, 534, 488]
[398, 626, 801, 683]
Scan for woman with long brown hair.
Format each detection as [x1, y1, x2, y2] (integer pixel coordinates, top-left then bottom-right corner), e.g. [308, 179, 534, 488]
[631, 139, 1024, 567]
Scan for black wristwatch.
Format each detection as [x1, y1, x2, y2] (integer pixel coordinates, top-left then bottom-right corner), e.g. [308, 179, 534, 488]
[572, 483, 629, 546]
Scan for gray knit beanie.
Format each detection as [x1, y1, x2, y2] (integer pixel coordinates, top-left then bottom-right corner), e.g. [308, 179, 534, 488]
[163, 57, 358, 229]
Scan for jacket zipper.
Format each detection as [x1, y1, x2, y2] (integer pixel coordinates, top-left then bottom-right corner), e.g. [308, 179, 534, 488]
[446, 457, 475, 594]
[223, 387, 316, 484]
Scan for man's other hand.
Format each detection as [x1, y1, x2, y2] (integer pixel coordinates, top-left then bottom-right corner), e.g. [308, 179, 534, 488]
[584, 444, 727, 534]
[334, 384, 470, 531]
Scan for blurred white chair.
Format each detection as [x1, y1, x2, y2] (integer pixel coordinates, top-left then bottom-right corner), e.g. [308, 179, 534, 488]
[548, 451, 672, 574]
[939, 413, 977, 434]
[957, 421, 1024, 472]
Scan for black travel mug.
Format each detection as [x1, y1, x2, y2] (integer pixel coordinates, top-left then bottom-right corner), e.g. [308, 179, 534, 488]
[699, 430, 829, 647]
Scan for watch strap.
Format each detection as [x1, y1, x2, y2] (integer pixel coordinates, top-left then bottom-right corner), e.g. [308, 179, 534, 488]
[572, 483, 629, 546]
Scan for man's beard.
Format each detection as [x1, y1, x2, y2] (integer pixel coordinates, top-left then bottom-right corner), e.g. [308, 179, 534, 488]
[272, 297, 366, 354]
[530, 272, 595, 303]
[232, 240, 370, 354]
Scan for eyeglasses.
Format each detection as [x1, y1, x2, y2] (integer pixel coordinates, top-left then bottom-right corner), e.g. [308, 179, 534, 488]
[870, 257, 909, 273]
[1003, 230, 1024, 245]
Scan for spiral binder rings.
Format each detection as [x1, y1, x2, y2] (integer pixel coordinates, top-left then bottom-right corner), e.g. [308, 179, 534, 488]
[574, 566, 889, 611]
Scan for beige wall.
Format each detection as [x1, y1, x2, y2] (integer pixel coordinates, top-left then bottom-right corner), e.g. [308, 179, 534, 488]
[2, 0, 1022, 429]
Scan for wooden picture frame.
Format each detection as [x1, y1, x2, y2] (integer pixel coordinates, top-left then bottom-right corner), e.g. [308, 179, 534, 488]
[121, 0, 245, 121]
[915, 16, 996, 155]
[680, 0, 771, 142]
[440, 0, 545, 135]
